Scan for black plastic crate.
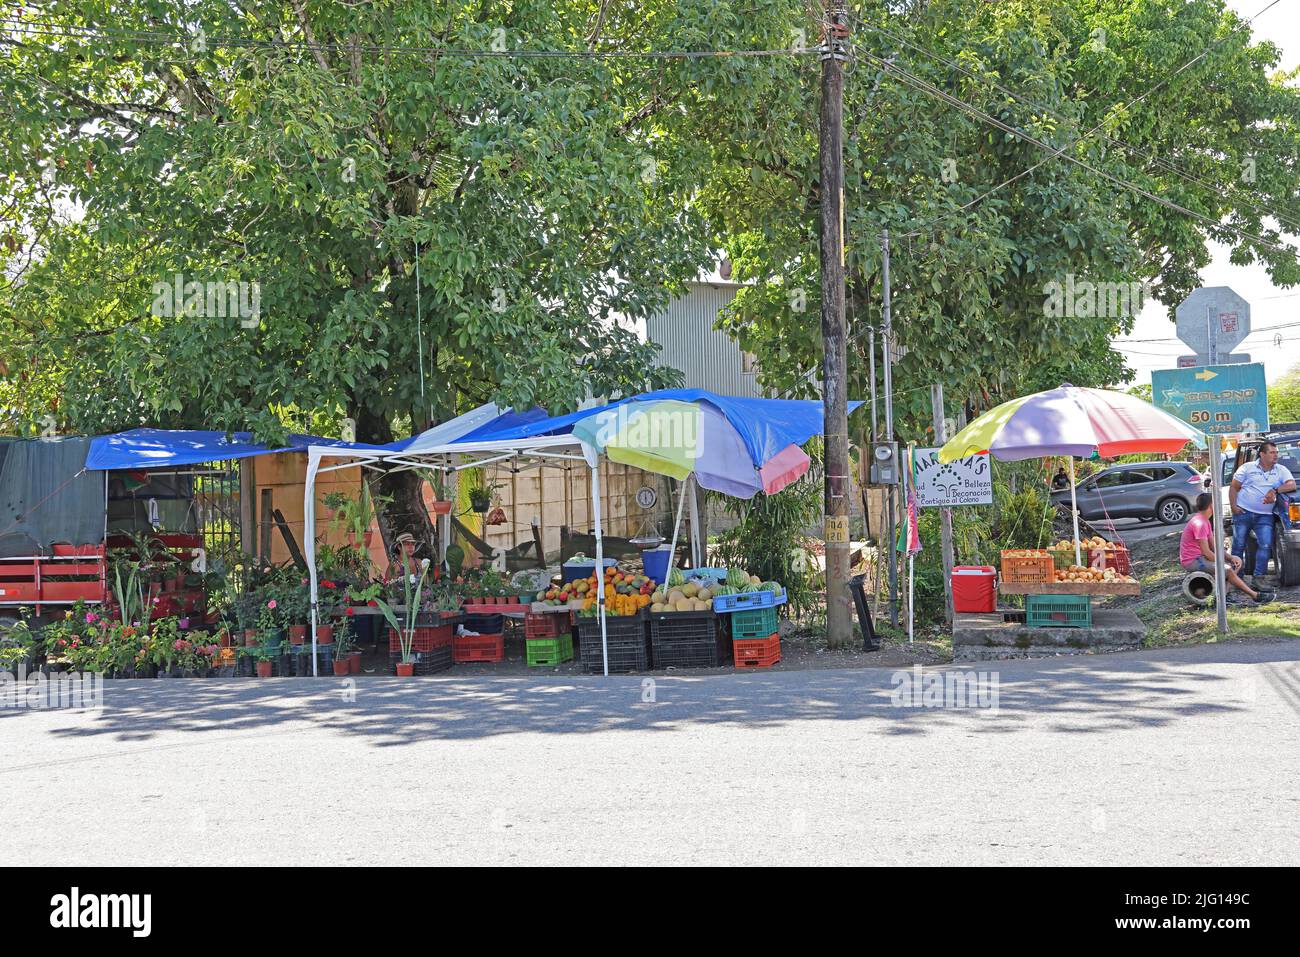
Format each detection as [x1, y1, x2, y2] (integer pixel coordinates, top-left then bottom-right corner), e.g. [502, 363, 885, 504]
[648, 610, 725, 668]
[389, 646, 453, 675]
[648, 609, 718, 643]
[575, 612, 645, 645]
[577, 613, 648, 673]
[580, 639, 650, 674]
[651, 635, 725, 668]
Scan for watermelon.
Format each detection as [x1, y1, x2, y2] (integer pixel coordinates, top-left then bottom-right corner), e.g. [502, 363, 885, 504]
[725, 566, 749, 590]
[712, 584, 736, 596]
[763, 581, 784, 596]
[739, 582, 760, 593]
[667, 567, 685, 588]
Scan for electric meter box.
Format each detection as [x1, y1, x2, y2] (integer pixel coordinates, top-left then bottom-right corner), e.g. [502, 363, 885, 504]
[869, 442, 899, 485]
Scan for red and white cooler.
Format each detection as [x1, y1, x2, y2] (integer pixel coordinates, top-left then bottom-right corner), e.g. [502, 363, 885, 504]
[951, 566, 997, 614]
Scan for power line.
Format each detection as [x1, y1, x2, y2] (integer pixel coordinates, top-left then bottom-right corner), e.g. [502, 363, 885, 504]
[0, 17, 813, 60]
[1115, 319, 1300, 344]
[849, 11, 1300, 238]
[857, 49, 1299, 258]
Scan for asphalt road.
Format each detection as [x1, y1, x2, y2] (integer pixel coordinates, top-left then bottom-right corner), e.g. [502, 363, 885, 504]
[1081, 516, 1179, 546]
[4, 640, 1299, 866]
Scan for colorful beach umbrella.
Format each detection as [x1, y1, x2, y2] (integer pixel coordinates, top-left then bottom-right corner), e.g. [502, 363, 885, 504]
[937, 384, 1201, 565]
[571, 398, 811, 498]
[937, 384, 1200, 463]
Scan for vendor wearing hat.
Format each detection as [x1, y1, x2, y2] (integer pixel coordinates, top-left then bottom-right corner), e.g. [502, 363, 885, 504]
[385, 532, 422, 583]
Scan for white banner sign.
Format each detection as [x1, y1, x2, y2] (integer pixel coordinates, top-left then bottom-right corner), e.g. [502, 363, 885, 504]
[913, 447, 993, 507]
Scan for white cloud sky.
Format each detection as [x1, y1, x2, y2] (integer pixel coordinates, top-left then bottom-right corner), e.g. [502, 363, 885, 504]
[1117, 0, 1299, 385]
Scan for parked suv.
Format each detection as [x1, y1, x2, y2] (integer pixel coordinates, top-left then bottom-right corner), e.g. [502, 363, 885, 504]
[1219, 432, 1300, 586]
[1049, 461, 1203, 525]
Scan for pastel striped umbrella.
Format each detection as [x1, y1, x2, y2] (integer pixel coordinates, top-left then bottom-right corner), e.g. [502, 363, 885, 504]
[571, 398, 810, 498]
[938, 385, 1201, 563]
[938, 385, 1200, 462]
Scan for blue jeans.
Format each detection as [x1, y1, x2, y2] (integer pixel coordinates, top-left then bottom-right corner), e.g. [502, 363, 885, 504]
[1232, 510, 1274, 577]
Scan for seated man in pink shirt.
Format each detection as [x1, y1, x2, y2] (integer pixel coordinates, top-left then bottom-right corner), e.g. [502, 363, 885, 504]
[1181, 493, 1273, 604]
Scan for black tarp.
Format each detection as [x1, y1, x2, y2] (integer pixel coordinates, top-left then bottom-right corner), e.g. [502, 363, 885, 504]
[0, 437, 106, 557]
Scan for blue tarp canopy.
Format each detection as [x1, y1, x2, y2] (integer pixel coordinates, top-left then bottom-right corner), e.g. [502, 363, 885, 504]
[458, 388, 863, 466]
[85, 428, 408, 472]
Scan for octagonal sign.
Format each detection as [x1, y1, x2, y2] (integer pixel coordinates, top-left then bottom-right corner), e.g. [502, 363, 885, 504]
[1175, 286, 1250, 358]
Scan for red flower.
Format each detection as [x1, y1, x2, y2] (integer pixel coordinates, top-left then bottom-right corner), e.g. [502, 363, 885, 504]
[346, 607, 355, 616]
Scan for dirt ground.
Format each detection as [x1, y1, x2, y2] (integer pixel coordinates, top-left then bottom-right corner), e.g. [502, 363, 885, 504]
[1109, 527, 1300, 646]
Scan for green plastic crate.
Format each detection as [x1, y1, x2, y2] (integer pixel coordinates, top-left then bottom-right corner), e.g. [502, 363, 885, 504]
[1025, 594, 1092, 628]
[526, 634, 574, 667]
[730, 606, 779, 641]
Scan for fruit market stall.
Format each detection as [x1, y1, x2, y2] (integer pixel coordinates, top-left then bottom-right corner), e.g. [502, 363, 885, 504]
[303, 389, 854, 676]
[939, 385, 1199, 658]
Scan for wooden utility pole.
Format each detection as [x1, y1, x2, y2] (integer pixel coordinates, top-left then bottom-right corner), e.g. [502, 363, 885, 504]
[819, 3, 852, 647]
[932, 384, 956, 623]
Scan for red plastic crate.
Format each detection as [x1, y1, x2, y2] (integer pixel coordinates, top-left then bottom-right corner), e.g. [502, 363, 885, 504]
[524, 611, 570, 639]
[388, 625, 455, 654]
[453, 632, 505, 663]
[1090, 546, 1131, 576]
[733, 633, 781, 669]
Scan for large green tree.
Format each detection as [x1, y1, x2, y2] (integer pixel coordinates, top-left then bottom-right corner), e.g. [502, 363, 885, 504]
[699, 0, 1300, 436]
[0, 0, 805, 538]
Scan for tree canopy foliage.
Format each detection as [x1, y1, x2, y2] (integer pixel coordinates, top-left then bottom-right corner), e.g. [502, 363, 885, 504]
[2, 0, 1297, 453]
[2, 0, 803, 441]
[703, 0, 1300, 437]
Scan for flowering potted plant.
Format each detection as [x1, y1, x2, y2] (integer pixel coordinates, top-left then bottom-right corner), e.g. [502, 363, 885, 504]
[375, 557, 433, 676]
[256, 599, 282, 655]
[281, 582, 310, 645]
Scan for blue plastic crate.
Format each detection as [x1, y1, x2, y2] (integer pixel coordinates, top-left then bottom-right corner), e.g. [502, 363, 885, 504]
[713, 588, 787, 614]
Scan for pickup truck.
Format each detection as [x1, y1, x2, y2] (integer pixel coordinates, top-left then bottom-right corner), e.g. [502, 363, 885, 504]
[1218, 433, 1300, 586]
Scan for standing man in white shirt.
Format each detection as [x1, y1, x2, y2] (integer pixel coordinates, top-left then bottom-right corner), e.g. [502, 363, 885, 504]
[1229, 441, 1296, 584]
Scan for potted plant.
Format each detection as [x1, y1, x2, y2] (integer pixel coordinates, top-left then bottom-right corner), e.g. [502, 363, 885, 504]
[255, 650, 274, 678]
[376, 557, 434, 676]
[256, 599, 281, 656]
[282, 583, 310, 645]
[329, 617, 354, 676]
[423, 470, 454, 515]
[323, 485, 389, 550]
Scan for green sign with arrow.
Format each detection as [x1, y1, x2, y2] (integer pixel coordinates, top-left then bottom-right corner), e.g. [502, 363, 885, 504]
[1151, 362, 1269, 435]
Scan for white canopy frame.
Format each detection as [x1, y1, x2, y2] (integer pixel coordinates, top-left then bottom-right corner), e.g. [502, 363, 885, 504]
[303, 432, 624, 676]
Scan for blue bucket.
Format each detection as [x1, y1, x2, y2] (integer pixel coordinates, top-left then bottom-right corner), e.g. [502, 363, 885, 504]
[642, 546, 672, 585]
[562, 558, 617, 583]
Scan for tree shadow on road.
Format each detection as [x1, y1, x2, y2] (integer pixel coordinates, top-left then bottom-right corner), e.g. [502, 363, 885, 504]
[8, 641, 1297, 754]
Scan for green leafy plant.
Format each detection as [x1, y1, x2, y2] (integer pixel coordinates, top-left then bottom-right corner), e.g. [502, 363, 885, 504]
[714, 469, 824, 618]
[375, 557, 433, 664]
[323, 486, 389, 541]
